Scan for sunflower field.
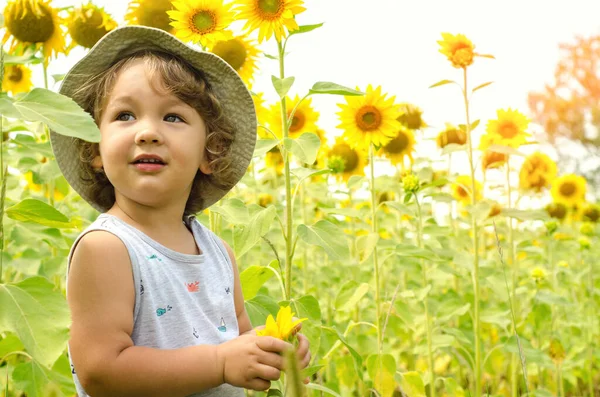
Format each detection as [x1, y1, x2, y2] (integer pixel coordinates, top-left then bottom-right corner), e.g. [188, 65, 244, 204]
[0, 1, 599, 397]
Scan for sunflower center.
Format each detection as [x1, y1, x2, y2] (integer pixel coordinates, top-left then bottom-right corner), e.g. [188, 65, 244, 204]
[384, 131, 408, 154]
[134, 0, 173, 32]
[457, 186, 468, 198]
[289, 111, 306, 133]
[331, 144, 359, 172]
[8, 66, 23, 82]
[498, 121, 518, 138]
[559, 182, 576, 196]
[191, 11, 216, 34]
[258, 0, 283, 17]
[356, 106, 382, 132]
[6, 0, 55, 43]
[212, 39, 247, 71]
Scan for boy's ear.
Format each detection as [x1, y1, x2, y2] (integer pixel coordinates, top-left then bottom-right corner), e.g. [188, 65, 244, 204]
[199, 159, 212, 175]
[91, 154, 103, 170]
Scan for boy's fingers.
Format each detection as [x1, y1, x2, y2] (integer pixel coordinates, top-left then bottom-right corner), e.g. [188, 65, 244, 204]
[256, 336, 293, 353]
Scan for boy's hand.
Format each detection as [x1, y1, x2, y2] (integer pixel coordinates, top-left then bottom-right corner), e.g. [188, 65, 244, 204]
[216, 334, 292, 391]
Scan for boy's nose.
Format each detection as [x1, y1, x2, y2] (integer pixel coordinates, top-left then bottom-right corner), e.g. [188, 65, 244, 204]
[134, 126, 163, 145]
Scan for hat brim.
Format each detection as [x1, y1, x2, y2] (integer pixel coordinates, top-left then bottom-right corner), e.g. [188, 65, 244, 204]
[50, 25, 256, 213]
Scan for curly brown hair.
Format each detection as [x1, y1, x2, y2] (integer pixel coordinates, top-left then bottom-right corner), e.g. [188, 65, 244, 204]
[71, 50, 235, 216]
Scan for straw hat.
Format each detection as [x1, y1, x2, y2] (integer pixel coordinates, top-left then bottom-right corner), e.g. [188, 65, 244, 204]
[50, 25, 256, 212]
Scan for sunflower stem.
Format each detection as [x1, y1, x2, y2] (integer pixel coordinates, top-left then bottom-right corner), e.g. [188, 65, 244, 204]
[415, 195, 436, 397]
[0, 47, 5, 285]
[369, 144, 382, 354]
[277, 40, 293, 300]
[462, 67, 481, 397]
[587, 248, 595, 397]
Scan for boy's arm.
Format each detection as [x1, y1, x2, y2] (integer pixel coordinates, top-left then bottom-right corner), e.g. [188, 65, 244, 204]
[69, 231, 287, 397]
[221, 239, 253, 335]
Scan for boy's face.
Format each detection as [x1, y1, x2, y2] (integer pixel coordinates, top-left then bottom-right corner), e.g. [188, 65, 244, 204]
[93, 59, 211, 211]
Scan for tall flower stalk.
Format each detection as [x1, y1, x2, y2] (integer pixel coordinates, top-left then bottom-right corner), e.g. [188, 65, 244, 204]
[368, 144, 382, 353]
[461, 67, 482, 397]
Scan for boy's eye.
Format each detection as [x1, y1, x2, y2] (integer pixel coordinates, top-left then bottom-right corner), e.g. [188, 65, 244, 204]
[165, 114, 184, 123]
[116, 112, 134, 122]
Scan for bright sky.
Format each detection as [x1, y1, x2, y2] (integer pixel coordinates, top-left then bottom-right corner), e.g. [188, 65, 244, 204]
[7, 0, 600, 180]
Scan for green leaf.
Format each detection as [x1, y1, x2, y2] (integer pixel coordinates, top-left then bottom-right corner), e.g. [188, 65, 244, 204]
[335, 281, 369, 312]
[289, 23, 324, 36]
[290, 166, 329, 182]
[297, 220, 349, 260]
[0, 94, 21, 119]
[253, 139, 279, 157]
[501, 208, 550, 221]
[394, 243, 438, 260]
[3, 49, 42, 65]
[480, 309, 511, 329]
[13, 88, 100, 142]
[429, 79, 455, 89]
[6, 199, 73, 228]
[245, 294, 279, 327]
[347, 175, 366, 189]
[301, 365, 324, 379]
[306, 383, 342, 397]
[321, 326, 363, 380]
[470, 119, 480, 130]
[441, 143, 467, 155]
[291, 295, 321, 322]
[271, 75, 295, 98]
[51, 74, 65, 83]
[472, 81, 493, 93]
[398, 371, 426, 397]
[267, 389, 284, 397]
[383, 201, 415, 217]
[356, 232, 379, 263]
[263, 53, 278, 60]
[283, 132, 321, 165]
[366, 354, 396, 397]
[240, 265, 275, 300]
[233, 205, 276, 258]
[534, 290, 570, 306]
[308, 82, 364, 96]
[0, 333, 24, 358]
[442, 377, 466, 397]
[210, 198, 250, 225]
[12, 361, 50, 397]
[320, 207, 361, 219]
[0, 277, 70, 367]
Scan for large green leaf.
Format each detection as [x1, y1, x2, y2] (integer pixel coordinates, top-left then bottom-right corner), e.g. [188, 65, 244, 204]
[245, 294, 279, 327]
[398, 371, 426, 397]
[0, 277, 70, 367]
[355, 232, 379, 263]
[0, 94, 21, 119]
[335, 281, 369, 312]
[239, 265, 276, 300]
[283, 132, 320, 165]
[308, 82, 363, 96]
[210, 198, 250, 225]
[290, 295, 321, 322]
[13, 88, 100, 142]
[321, 326, 363, 380]
[11, 359, 73, 397]
[297, 220, 349, 260]
[6, 199, 73, 228]
[288, 23, 324, 37]
[253, 139, 279, 157]
[233, 205, 276, 258]
[366, 354, 396, 397]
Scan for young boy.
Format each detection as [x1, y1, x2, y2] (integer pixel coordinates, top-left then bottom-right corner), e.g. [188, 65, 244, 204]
[50, 25, 310, 397]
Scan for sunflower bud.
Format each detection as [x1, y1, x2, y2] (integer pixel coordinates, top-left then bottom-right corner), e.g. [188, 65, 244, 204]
[402, 173, 420, 194]
[531, 267, 546, 283]
[545, 220, 558, 235]
[578, 236, 591, 250]
[549, 338, 566, 363]
[580, 222, 595, 236]
[327, 155, 346, 175]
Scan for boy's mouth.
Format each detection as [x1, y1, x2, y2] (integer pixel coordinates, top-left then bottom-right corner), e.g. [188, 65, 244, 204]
[132, 154, 166, 165]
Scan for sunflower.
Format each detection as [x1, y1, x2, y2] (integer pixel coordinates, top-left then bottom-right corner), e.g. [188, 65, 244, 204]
[379, 126, 416, 166]
[235, 0, 306, 43]
[451, 175, 482, 205]
[436, 124, 466, 148]
[546, 202, 567, 220]
[437, 32, 475, 69]
[582, 203, 600, 223]
[3, 0, 65, 62]
[484, 108, 530, 148]
[337, 85, 401, 151]
[398, 103, 427, 130]
[209, 34, 259, 88]
[327, 138, 368, 182]
[168, 0, 235, 48]
[266, 95, 320, 139]
[67, 2, 117, 49]
[518, 152, 557, 193]
[2, 64, 33, 95]
[481, 150, 507, 170]
[551, 174, 586, 207]
[125, 0, 174, 32]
